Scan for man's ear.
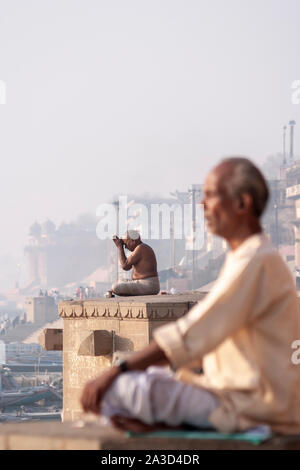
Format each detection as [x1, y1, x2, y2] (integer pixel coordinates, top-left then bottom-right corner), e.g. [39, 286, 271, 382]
[238, 193, 253, 213]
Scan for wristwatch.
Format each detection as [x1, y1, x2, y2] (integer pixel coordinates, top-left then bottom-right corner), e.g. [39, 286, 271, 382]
[118, 359, 129, 373]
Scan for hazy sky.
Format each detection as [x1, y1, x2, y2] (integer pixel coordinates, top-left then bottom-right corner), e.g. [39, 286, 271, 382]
[0, 0, 299, 262]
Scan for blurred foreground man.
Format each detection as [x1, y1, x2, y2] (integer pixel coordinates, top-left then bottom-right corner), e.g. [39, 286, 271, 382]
[111, 230, 160, 296]
[81, 158, 300, 435]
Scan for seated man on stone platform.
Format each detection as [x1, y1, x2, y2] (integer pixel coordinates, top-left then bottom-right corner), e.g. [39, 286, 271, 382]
[81, 157, 300, 435]
[111, 230, 160, 296]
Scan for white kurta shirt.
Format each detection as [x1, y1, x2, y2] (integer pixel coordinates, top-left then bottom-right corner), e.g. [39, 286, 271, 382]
[153, 233, 300, 434]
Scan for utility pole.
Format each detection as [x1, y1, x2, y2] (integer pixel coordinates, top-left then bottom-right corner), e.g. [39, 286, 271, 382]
[274, 181, 279, 250]
[170, 211, 175, 270]
[113, 200, 120, 282]
[289, 120, 296, 164]
[191, 186, 196, 290]
[283, 125, 287, 166]
[189, 184, 201, 290]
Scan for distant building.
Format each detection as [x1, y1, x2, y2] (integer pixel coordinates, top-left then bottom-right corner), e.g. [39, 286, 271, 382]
[263, 178, 295, 255]
[25, 296, 58, 326]
[285, 160, 300, 271]
[24, 218, 109, 292]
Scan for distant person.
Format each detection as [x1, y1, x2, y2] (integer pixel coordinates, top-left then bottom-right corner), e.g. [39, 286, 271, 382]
[90, 287, 96, 298]
[79, 286, 84, 300]
[111, 230, 160, 296]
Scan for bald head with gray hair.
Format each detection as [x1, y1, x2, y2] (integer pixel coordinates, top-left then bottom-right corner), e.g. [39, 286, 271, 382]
[217, 157, 269, 218]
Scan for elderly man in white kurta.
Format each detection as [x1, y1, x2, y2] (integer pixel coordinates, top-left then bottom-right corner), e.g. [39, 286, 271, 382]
[81, 157, 300, 435]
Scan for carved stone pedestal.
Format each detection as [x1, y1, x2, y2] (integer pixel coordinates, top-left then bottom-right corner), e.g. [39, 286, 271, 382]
[58, 293, 206, 421]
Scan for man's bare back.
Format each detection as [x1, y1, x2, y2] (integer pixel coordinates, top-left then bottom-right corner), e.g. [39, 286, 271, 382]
[111, 233, 160, 296]
[112, 233, 158, 281]
[128, 243, 158, 280]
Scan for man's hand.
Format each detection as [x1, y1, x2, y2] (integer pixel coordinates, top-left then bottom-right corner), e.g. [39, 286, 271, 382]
[112, 236, 124, 248]
[80, 342, 168, 416]
[80, 367, 119, 415]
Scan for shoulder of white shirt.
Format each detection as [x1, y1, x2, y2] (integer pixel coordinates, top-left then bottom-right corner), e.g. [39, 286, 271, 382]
[228, 233, 277, 262]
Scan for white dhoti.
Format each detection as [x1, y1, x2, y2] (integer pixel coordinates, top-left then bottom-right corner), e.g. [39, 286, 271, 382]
[112, 276, 160, 296]
[100, 366, 220, 429]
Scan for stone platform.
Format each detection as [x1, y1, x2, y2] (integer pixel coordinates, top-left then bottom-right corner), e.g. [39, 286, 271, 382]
[58, 293, 207, 421]
[0, 422, 299, 450]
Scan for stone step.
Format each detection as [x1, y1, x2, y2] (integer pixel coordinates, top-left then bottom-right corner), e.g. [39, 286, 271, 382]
[0, 422, 299, 450]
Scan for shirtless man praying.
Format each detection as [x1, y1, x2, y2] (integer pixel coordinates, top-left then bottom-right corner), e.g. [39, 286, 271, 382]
[111, 230, 160, 296]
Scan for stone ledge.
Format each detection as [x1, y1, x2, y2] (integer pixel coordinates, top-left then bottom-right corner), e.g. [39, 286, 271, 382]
[77, 330, 113, 356]
[38, 328, 63, 351]
[0, 422, 299, 450]
[59, 293, 206, 320]
[0, 421, 122, 450]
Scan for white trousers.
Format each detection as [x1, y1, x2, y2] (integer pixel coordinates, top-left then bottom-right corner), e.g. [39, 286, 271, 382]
[112, 277, 160, 296]
[100, 366, 220, 429]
